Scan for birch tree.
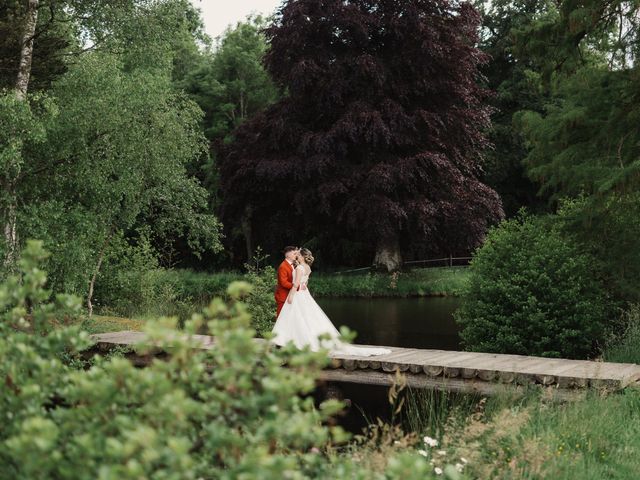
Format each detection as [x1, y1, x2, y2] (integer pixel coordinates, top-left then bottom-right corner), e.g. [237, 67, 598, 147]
[2, 0, 38, 271]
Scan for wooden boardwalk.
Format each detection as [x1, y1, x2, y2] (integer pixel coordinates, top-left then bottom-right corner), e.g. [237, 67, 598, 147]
[90, 331, 640, 397]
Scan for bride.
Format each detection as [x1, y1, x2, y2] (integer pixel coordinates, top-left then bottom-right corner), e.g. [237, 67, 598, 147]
[271, 248, 391, 356]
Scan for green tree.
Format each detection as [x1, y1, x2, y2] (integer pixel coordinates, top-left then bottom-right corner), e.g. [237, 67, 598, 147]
[180, 15, 280, 247]
[1, 0, 223, 308]
[511, 0, 640, 305]
[475, 0, 552, 216]
[182, 15, 279, 143]
[32, 52, 221, 314]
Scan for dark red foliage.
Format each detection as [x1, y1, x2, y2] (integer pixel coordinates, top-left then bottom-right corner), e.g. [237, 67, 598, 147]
[220, 0, 503, 262]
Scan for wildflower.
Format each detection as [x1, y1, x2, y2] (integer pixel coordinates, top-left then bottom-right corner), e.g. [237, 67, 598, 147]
[434, 467, 443, 475]
[417, 449, 428, 457]
[460, 457, 468, 464]
[423, 435, 439, 448]
[437, 450, 447, 456]
[455, 463, 464, 472]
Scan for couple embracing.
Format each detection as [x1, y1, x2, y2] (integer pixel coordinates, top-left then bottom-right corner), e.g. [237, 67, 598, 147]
[272, 246, 390, 356]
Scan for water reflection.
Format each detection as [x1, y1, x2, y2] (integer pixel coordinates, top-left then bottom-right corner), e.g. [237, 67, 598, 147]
[316, 297, 461, 350]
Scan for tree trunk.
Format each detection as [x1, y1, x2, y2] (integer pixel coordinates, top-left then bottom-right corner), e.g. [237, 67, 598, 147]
[373, 234, 402, 272]
[2, 198, 18, 272]
[2, 0, 39, 270]
[15, 0, 39, 100]
[241, 205, 253, 261]
[87, 228, 115, 317]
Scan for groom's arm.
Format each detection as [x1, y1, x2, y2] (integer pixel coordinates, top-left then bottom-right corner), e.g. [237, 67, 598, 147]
[278, 264, 293, 290]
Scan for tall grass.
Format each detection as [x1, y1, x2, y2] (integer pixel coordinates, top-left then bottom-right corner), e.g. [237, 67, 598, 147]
[402, 388, 480, 439]
[395, 383, 640, 479]
[603, 305, 640, 364]
[493, 389, 640, 479]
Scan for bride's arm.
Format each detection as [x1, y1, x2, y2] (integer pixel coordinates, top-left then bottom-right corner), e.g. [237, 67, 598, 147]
[287, 267, 302, 304]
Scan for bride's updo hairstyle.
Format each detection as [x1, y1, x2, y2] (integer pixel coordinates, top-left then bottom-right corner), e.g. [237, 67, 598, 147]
[300, 248, 314, 266]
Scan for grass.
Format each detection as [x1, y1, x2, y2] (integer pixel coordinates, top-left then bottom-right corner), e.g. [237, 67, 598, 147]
[80, 315, 145, 334]
[310, 267, 470, 298]
[386, 384, 640, 479]
[161, 266, 469, 300]
[96, 266, 469, 319]
[468, 388, 640, 479]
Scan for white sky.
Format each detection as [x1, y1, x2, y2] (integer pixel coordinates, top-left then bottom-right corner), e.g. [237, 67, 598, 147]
[191, 0, 283, 40]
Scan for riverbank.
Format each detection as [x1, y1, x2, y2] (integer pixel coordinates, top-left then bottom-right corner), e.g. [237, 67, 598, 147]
[160, 266, 469, 302]
[311, 267, 469, 297]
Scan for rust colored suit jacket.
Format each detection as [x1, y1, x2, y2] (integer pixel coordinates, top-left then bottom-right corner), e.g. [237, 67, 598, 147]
[275, 260, 294, 303]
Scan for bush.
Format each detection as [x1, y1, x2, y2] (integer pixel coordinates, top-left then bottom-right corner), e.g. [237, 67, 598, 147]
[93, 235, 186, 318]
[1, 242, 448, 479]
[455, 213, 609, 359]
[603, 305, 640, 364]
[244, 262, 277, 337]
[555, 195, 640, 306]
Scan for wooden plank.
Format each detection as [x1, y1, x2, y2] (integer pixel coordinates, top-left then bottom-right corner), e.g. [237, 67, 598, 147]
[363, 349, 457, 374]
[507, 358, 569, 385]
[466, 355, 526, 382]
[89, 331, 640, 393]
[590, 364, 640, 388]
[432, 352, 488, 378]
[357, 359, 381, 370]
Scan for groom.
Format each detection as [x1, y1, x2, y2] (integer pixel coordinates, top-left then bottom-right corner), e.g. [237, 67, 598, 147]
[275, 246, 303, 318]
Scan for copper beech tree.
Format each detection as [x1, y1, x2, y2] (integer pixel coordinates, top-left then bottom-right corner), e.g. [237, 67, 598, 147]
[221, 0, 503, 271]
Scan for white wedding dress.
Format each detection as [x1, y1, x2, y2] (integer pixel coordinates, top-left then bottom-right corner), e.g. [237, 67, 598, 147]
[272, 265, 391, 356]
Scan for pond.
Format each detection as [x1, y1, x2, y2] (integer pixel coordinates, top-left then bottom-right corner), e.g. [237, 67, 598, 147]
[316, 296, 461, 350]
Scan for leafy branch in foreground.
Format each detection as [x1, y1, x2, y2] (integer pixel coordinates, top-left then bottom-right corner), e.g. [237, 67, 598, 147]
[1, 242, 446, 479]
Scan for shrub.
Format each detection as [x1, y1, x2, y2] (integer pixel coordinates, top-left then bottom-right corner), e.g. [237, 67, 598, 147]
[95, 237, 202, 319]
[455, 213, 609, 359]
[555, 195, 640, 306]
[242, 248, 276, 336]
[603, 305, 640, 364]
[244, 263, 277, 337]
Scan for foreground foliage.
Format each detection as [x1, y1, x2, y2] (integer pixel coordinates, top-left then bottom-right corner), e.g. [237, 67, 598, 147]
[1, 242, 447, 479]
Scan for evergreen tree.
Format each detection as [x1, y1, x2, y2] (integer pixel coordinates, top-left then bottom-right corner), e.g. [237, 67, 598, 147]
[475, 0, 551, 216]
[514, 0, 640, 303]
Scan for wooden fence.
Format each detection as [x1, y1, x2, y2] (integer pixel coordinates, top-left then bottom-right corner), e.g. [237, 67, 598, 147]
[333, 255, 472, 274]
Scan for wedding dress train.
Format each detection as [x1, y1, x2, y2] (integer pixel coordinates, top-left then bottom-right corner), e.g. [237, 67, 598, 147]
[272, 265, 391, 356]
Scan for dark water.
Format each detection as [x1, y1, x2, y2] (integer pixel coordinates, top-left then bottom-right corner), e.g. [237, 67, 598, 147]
[316, 297, 461, 350]
[313, 297, 462, 432]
